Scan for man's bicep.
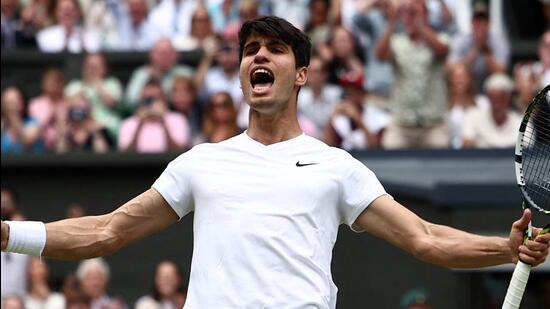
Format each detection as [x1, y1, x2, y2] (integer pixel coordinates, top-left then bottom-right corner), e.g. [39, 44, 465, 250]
[353, 195, 428, 254]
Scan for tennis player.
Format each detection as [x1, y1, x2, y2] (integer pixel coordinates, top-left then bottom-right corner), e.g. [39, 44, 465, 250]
[2, 16, 549, 308]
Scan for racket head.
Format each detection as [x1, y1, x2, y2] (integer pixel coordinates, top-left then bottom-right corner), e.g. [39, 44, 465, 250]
[514, 85, 550, 215]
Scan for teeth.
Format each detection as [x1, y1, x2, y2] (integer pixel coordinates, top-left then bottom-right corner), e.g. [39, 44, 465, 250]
[253, 68, 272, 77]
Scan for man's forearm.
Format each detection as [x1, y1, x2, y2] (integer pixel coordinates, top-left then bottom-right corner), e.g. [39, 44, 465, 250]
[415, 223, 513, 268]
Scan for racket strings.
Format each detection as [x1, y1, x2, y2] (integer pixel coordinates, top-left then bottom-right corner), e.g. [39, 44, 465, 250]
[521, 91, 550, 211]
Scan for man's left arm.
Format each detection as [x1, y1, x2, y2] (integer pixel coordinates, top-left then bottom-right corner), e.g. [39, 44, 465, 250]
[354, 195, 550, 268]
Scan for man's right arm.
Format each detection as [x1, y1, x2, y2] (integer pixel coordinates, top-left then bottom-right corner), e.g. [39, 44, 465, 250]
[1, 188, 179, 260]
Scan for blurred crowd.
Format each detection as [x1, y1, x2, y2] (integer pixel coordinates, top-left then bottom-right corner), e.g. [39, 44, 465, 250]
[1, 187, 188, 309]
[1, 0, 550, 155]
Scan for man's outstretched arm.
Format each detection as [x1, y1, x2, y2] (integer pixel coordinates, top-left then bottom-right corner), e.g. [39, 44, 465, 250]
[1, 188, 179, 260]
[354, 195, 550, 268]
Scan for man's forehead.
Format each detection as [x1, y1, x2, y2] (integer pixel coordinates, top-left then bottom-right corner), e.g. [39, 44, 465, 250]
[244, 34, 287, 46]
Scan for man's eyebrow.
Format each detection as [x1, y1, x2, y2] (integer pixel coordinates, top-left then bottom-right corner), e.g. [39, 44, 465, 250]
[243, 39, 288, 50]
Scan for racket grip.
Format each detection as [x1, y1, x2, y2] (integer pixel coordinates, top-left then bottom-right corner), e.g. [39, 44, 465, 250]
[502, 261, 532, 309]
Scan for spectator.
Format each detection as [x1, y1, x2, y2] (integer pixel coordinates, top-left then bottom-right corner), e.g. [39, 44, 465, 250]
[317, 25, 365, 85]
[66, 203, 86, 219]
[324, 72, 389, 150]
[119, 79, 191, 153]
[148, 0, 199, 42]
[28, 68, 68, 129]
[448, 1, 509, 94]
[514, 30, 550, 110]
[53, 94, 114, 153]
[125, 38, 194, 108]
[304, 0, 332, 47]
[1, 0, 38, 49]
[446, 62, 488, 149]
[195, 37, 242, 109]
[195, 91, 240, 144]
[102, 0, 156, 51]
[1, 188, 29, 301]
[2, 295, 25, 309]
[268, 0, 309, 31]
[376, 0, 450, 149]
[25, 257, 66, 309]
[462, 73, 521, 148]
[135, 261, 186, 309]
[65, 53, 123, 140]
[352, 0, 393, 96]
[169, 76, 202, 138]
[61, 273, 89, 309]
[1, 86, 44, 154]
[20, 0, 56, 30]
[36, 0, 100, 53]
[400, 287, 432, 309]
[173, 6, 217, 52]
[76, 258, 113, 309]
[207, 0, 240, 35]
[297, 56, 343, 138]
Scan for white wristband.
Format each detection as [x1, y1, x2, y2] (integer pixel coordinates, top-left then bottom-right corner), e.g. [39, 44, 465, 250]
[5, 221, 47, 256]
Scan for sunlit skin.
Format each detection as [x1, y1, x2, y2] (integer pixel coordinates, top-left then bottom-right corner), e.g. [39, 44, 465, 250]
[239, 35, 307, 144]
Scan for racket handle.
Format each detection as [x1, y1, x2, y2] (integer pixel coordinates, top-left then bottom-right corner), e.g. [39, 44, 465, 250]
[502, 261, 531, 309]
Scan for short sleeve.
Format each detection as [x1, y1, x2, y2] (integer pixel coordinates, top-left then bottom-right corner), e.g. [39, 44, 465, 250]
[339, 156, 388, 231]
[152, 153, 195, 219]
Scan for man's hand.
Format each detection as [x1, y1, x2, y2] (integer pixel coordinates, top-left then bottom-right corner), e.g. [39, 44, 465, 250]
[1, 220, 9, 251]
[509, 209, 550, 266]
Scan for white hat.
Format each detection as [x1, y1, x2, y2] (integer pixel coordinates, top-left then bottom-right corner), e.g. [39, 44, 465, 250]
[484, 73, 515, 93]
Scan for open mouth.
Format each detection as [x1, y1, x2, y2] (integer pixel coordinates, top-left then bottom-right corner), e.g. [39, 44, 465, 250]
[250, 68, 274, 92]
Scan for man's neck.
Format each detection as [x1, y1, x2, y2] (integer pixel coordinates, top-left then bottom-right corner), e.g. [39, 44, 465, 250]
[246, 108, 302, 145]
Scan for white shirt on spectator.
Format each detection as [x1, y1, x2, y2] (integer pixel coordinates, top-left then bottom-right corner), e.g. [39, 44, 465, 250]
[1, 252, 29, 299]
[462, 105, 521, 148]
[298, 85, 343, 135]
[204, 67, 243, 107]
[148, 0, 198, 40]
[37, 25, 101, 53]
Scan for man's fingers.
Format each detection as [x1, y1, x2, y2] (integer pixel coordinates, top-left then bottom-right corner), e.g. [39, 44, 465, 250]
[535, 232, 550, 244]
[519, 245, 549, 266]
[512, 209, 532, 231]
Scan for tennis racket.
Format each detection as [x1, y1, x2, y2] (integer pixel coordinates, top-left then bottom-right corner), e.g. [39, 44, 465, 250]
[502, 85, 550, 309]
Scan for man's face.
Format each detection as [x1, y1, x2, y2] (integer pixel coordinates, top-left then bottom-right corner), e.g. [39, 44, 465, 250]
[539, 31, 550, 67]
[239, 34, 307, 114]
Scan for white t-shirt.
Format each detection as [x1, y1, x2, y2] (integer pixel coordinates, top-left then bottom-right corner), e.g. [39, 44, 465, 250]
[462, 106, 522, 148]
[152, 132, 387, 308]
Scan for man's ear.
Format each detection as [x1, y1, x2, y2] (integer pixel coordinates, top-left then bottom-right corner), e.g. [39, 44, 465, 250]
[295, 67, 308, 87]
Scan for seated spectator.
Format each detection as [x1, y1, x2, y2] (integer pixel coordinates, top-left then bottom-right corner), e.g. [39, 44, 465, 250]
[53, 94, 114, 154]
[61, 273, 89, 309]
[317, 25, 365, 85]
[514, 30, 550, 110]
[119, 79, 190, 153]
[195, 92, 240, 144]
[297, 56, 343, 138]
[2, 295, 25, 309]
[125, 38, 194, 109]
[324, 72, 389, 150]
[169, 76, 202, 138]
[103, 0, 157, 51]
[25, 258, 66, 309]
[376, 0, 450, 149]
[1, 0, 38, 49]
[448, 1, 509, 94]
[446, 62, 488, 149]
[269, 0, 310, 31]
[135, 260, 186, 309]
[462, 73, 521, 148]
[304, 0, 332, 47]
[194, 36, 242, 109]
[36, 0, 100, 53]
[76, 258, 115, 309]
[65, 53, 123, 140]
[173, 6, 217, 52]
[20, 0, 56, 30]
[1, 86, 44, 154]
[207, 0, 240, 35]
[148, 0, 199, 42]
[1, 188, 29, 301]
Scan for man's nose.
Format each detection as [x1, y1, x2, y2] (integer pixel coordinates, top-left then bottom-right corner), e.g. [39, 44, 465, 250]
[253, 46, 270, 63]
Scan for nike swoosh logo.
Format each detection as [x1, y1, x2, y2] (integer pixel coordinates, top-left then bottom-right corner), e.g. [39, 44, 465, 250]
[296, 161, 319, 167]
